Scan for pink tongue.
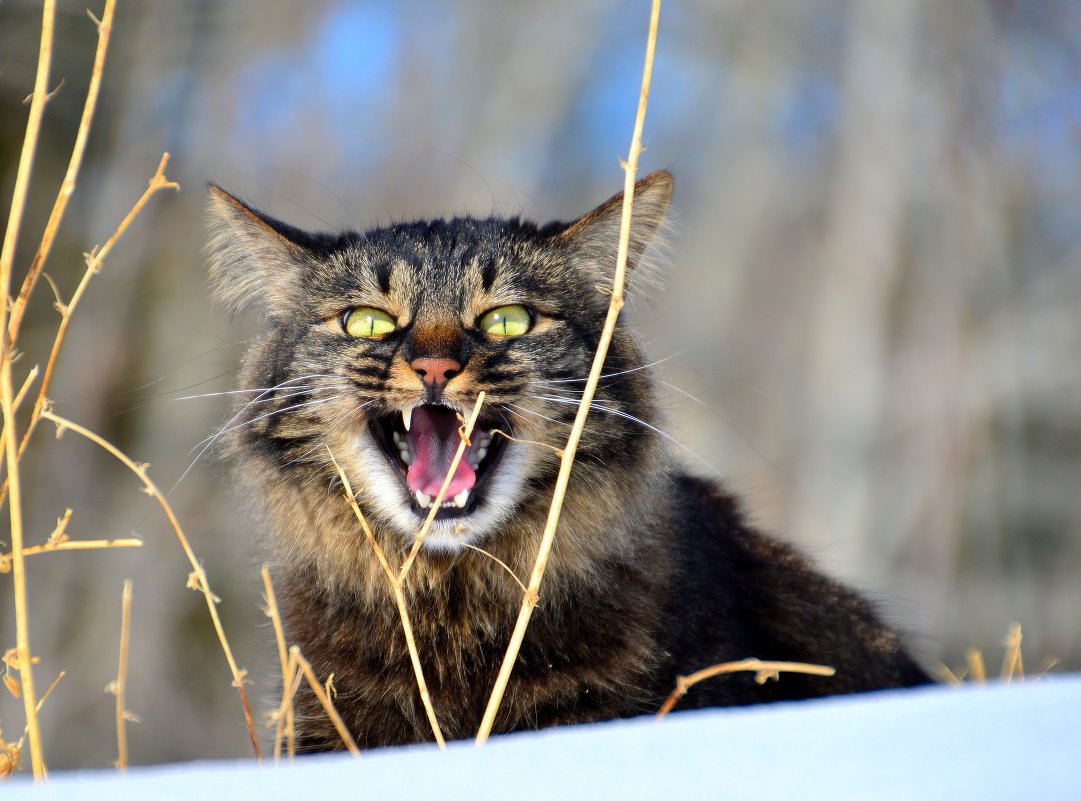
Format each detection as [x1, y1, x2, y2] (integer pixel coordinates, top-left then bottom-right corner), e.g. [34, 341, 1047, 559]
[405, 407, 477, 498]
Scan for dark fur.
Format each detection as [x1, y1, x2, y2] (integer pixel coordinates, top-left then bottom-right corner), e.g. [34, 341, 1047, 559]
[205, 172, 929, 750]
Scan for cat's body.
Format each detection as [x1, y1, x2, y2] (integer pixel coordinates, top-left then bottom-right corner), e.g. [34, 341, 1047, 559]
[206, 172, 929, 750]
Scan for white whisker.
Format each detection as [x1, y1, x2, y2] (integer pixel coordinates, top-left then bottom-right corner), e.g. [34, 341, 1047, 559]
[658, 379, 785, 478]
[535, 394, 722, 477]
[274, 402, 375, 474]
[171, 373, 348, 492]
[534, 347, 693, 385]
[501, 402, 570, 428]
[172, 383, 348, 402]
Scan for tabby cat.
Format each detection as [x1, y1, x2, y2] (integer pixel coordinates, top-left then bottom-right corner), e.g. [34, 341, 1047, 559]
[205, 171, 929, 750]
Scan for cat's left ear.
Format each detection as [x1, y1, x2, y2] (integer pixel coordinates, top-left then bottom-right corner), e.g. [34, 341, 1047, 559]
[558, 170, 673, 272]
[205, 185, 317, 318]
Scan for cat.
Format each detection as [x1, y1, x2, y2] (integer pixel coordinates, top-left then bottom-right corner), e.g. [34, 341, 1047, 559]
[205, 171, 930, 750]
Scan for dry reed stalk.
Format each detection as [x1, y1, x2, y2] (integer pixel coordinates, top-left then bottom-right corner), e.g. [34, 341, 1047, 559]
[654, 659, 837, 720]
[288, 646, 360, 756]
[261, 566, 296, 762]
[0, 0, 57, 779]
[8, 0, 117, 342]
[107, 579, 134, 771]
[474, 0, 662, 745]
[39, 410, 262, 760]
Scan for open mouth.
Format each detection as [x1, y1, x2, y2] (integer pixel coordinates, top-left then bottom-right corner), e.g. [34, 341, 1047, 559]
[368, 404, 507, 517]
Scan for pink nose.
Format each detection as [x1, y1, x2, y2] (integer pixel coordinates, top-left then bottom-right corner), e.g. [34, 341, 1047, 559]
[410, 357, 461, 387]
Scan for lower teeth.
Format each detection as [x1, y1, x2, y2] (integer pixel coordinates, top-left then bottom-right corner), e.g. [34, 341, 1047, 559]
[414, 488, 471, 510]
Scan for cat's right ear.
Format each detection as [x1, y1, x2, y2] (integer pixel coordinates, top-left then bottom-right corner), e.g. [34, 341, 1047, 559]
[205, 185, 312, 317]
[557, 170, 674, 277]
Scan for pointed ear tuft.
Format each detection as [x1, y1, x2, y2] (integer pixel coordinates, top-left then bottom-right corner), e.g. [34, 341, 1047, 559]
[558, 170, 674, 277]
[205, 185, 311, 317]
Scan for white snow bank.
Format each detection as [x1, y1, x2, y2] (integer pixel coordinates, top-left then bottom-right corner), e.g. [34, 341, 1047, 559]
[8, 676, 1080, 799]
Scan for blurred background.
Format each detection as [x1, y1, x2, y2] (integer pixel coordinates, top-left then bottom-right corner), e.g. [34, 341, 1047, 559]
[1, 0, 1080, 770]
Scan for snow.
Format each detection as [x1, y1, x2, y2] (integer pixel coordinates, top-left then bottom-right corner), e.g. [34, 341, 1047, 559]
[8, 676, 1080, 799]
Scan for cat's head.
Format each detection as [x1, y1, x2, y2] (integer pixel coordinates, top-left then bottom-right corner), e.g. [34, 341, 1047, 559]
[205, 173, 672, 552]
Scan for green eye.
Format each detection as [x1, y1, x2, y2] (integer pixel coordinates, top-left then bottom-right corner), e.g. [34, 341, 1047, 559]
[479, 305, 532, 338]
[343, 307, 396, 338]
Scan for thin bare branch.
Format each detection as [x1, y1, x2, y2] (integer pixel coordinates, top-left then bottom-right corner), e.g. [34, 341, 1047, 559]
[475, 0, 662, 745]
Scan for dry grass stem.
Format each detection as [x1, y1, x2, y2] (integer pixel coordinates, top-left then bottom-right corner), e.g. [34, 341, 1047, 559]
[0, 670, 65, 779]
[261, 566, 296, 762]
[108, 579, 134, 771]
[39, 410, 262, 760]
[0, 155, 180, 516]
[475, 0, 662, 745]
[1001, 622, 1023, 683]
[966, 648, 986, 685]
[289, 646, 360, 756]
[936, 664, 964, 686]
[654, 659, 837, 720]
[0, 536, 142, 573]
[13, 367, 38, 411]
[489, 428, 563, 457]
[1035, 657, 1060, 679]
[326, 447, 449, 749]
[320, 393, 484, 750]
[460, 543, 528, 592]
[8, 0, 117, 342]
[0, 0, 55, 288]
[0, 369, 41, 485]
[269, 651, 303, 759]
[8, 670, 65, 772]
[0, 1, 58, 775]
